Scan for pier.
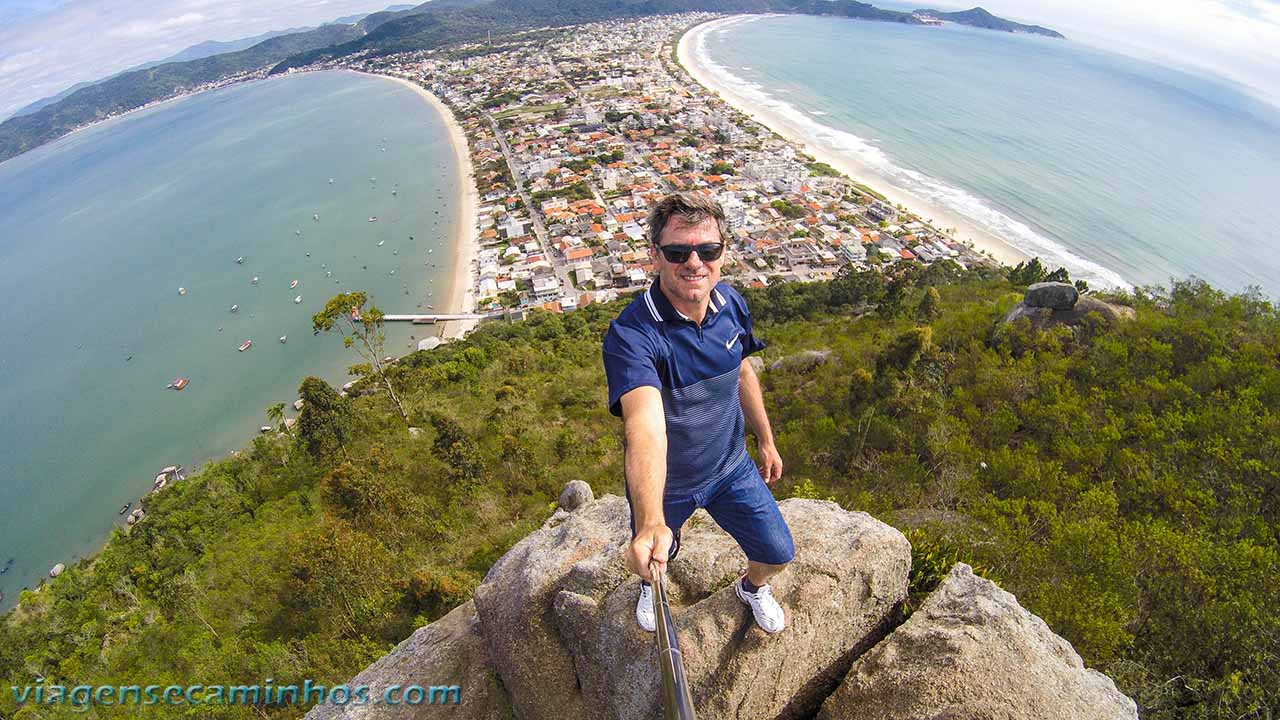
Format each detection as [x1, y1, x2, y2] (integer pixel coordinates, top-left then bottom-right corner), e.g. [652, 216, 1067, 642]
[382, 313, 492, 324]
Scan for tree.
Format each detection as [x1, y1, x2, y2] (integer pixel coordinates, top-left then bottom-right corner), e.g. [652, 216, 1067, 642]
[296, 376, 350, 460]
[916, 286, 941, 321]
[266, 402, 288, 435]
[313, 292, 408, 423]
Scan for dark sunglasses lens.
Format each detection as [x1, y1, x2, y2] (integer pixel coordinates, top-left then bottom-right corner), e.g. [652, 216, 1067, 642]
[696, 244, 724, 261]
[660, 246, 693, 263]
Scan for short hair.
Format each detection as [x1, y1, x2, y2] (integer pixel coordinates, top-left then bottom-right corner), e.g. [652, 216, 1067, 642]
[645, 193, 732, 246]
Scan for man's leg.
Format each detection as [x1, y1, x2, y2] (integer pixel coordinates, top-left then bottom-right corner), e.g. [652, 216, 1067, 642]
[627, 488, 698, 632]
[703, 457, 795, 633]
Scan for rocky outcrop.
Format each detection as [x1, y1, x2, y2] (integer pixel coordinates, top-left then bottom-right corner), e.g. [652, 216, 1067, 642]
[1024, 281, 1079, 310]
[1003, 282, 1135, 330]
[309, 490, 1136, 720]
[769, 349, 833, 373]
[819, 564, 1136, 720]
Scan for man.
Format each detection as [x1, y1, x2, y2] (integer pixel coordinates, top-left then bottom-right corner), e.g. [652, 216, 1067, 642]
[602, 192, 794, 634]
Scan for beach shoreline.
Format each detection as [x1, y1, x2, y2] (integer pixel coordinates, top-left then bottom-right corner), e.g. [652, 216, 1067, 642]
[364, 72, 479, 341]
[677, 16, 1030, 268]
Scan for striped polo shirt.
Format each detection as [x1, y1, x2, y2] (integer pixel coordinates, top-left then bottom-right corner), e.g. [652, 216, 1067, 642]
[602, 278, 766, 495]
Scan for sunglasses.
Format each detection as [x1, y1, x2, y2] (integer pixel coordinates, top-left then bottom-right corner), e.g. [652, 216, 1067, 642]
[656, 242, 725, 264]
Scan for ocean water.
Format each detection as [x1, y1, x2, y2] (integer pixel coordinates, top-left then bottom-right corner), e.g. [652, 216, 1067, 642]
[0, 70, 462, 610]
[695, 15, 1280, 294]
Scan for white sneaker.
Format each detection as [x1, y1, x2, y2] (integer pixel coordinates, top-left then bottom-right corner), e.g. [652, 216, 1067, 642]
[735, 576, 785, 633]
[636, 583, 655, 632]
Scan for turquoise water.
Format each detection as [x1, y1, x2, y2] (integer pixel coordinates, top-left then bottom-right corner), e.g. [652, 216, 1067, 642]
[695, 15, 1280, 294]
[0, 70, 462, 610]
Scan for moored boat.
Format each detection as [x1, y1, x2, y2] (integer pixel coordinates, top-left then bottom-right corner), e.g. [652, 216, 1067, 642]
[178, 287, 186, 295]
[230, 304, 239, 313]
[239, 339, 252, 352]
[119, 502, 130, 515]
[290, 280, 298, 289]
[294, 295, 302, 304]
[279, 335, 287, 343]
[167, 377, 189, 390]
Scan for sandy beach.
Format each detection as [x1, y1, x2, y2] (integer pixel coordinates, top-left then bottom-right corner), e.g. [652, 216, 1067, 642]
[376, 73, 480, 340]
[678, 17, 1030, 267]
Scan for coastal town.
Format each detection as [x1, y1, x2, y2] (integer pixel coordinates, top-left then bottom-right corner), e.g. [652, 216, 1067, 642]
[312, 13, 1000, 322]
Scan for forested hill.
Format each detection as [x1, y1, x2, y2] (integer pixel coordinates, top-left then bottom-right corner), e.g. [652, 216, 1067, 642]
[913, 7, 1065, 37]
[1, 263, 1276, 719]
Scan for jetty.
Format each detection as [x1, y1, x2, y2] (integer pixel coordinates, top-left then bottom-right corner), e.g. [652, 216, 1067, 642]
[382, 313, 491, 324]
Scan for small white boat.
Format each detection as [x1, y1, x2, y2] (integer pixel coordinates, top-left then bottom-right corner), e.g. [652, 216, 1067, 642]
[178, 287, 186, 295]
[389, 270, 396, 276]
[279, 335, 287, 343]
[377, 240, 385, 247]
[294, 295, 302, 304]
[326, 271, 332, 277]
[260, 425, 273, 434]
[369, 216, 378, 222]
[239, 339, 252, 352]
[428, 248, 433, 254]
[251, 276, 259, 284]
[370, 177, 376, 182]
[391, 189, 397, 196]
[230, 304, 239, 313]
[393, 249, 398, 255]
[295, 229, 302, 236]
[290, 280, 299, 289]
[328, 178, 334, 184]
[313, 213, 319, 221]
[236, 256, 244, 264]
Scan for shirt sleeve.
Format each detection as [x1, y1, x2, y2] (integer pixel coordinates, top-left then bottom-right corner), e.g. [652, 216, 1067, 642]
[735, 290, 767, 359]
[602, 320, 662, 417]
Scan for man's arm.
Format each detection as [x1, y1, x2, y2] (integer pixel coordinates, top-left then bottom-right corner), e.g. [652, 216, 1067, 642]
[739, 359, 783, 484]
[620, 386, 673, 581]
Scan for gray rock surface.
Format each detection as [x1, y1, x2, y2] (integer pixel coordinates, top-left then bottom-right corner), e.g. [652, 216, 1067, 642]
[1003, 296, 1136, 329]
[818, 564, 1137, 720]
[1024, 281, 1079, 310]
[748, 356, 765, 375]
[303, 600, 512, 720]
[561, 501, 911, 720]
[557, 480, 594, 511]
[473, 496, 631, 720]
[769, 349, 833, 373]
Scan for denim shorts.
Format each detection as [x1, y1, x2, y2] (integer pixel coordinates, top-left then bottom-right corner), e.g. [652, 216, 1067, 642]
[627, 453, 796, 565]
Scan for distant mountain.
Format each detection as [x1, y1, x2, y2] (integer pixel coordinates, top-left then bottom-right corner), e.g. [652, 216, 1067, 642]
[912, 7, 1064, 38]
[4, 5, 417, 121]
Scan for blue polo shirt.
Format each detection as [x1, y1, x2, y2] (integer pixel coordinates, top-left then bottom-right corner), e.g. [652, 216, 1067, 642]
[602, 278, 766, 495]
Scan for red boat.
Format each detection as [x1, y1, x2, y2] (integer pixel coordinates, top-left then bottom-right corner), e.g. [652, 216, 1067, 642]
[238, 340, 252, 352]
[167, 377, 189, 390]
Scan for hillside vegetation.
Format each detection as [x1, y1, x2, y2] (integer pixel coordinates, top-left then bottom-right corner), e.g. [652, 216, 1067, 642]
[1, 264, 1276, 718]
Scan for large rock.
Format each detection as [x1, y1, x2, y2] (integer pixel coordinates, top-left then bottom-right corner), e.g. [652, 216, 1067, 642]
[476, 495, 911, 720]
[818, 564, 1137, 720]
[303, 600, 512, 719]
[1024, 282, 1078, 310]
[473, 496, 632, 720]
[1003, 295, 1136, 330]
[557, 480, 594, 511]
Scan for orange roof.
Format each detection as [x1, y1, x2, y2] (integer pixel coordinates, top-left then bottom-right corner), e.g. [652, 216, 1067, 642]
[481, 229, 498, 239]
[590, 207, 605, 216]
[566, 247, 594, 261]
[590, 223, 604, 233]
[899, 248, 916, 260]
[540, 301, 564, 313]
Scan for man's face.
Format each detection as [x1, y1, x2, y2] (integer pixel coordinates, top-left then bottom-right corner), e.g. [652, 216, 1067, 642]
[652, 216, 724, 307]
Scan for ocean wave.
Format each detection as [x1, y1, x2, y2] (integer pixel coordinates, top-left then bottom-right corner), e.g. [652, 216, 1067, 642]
[689, 19, 1132, 290]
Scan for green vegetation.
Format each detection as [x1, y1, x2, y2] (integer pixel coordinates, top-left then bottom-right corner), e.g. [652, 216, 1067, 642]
[1, 265, 1277, 719]
[806, 161, 841, 177]
[771, 199, 808, 219]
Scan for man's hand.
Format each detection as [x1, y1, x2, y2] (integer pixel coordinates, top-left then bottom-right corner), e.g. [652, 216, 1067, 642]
[758, 441, 783, 485]
[628, 523, 674, 581]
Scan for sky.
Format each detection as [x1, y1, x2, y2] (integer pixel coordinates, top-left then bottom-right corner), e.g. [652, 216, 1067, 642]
[1, 0, 1279, 120]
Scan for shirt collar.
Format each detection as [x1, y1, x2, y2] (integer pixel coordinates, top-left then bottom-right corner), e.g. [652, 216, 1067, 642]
[645, 277, 727, 323]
